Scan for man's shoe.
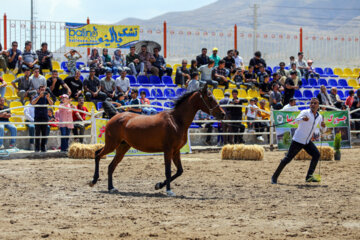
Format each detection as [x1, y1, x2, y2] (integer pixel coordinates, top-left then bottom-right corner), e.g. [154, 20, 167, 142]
[271, 176, 277, 184]
[257, 136, 264, 142]
[306, 175, 321, 182]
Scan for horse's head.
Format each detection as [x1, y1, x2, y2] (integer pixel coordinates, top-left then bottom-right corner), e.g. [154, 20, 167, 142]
[198, 85, 226, 120]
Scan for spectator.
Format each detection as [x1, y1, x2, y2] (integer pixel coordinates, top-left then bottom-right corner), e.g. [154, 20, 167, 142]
[112, 49, 130, 75]
[198, 59, 218, 88]
[100, 70, 116, 100]
[257, 64, 268, 84]
[317, 85, 333, 110]
[32, 85, 53, 152]
[345, 90, 355, 108]
[330, 87, 344, 109]
[64, 70, 83, 100]
[243, 65, 258, 88]
[245, 98, 259, 134]
[0, 76, 7, 97]
[64, 49, 82, 76]
[249, 51, 266, 73]
[29, 66, 46, 93]
[12, 67, 34, 104]
[283, 70, 299, 105]
[259, 74, 271, 100]
[87, 48, 104, 77]
[229, 89, 247, 144]
[305, 60, 320, 80]
[139, 90, 157, 115]
[276, 62, 289, 85]
[296, 52, 308, 77]
[233, 49, 244, 70]
[232, 68, 249, 89]
[282, 98, 299, 111]
[47, 70, 71, 100]
[219, 92, 232, 145]
[21, 41, 38, 71]
[128, 89, 142, 114]
[290, 62, 302, 87]
[194, 110, 213, 145]
[47, 108, 58, 150]
[115, 70, 130, 99]
[152, 47, 172, 77]
[223, 49, 235, 76]
[126, 46, 144, 76]
[175, 59, 190, 88]
[289, 56, 296, 68]
[258, 99, 270, 142]
[189, 59, 199, 76]
[209, 47, 221, 66]
[101, 48, 114, 73]
[196, 48, 210, 67]
[187, 72, 201, 92]
[111, 92, 126, 112]
[0, 43, 8, 73]
[350, 90, 360, 138]
[83, 68, 107, 102]
[72, 97, 88, 143]
[271, 73, 284, 91]
[58, 94, 74, 152]
[0, 97, 17, 149]
[24, 95, 35, 150]
[270, 84, 283, 110]
[6, 41, 22, 73]
[212, 60, 230, 89]
[36, 42, 53, 74]
[138, 45, 157, 76]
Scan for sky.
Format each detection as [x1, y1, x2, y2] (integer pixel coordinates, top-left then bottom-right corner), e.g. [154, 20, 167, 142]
[2, 0, 217, 24]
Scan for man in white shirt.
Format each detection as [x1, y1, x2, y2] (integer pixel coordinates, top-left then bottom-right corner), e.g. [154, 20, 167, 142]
[29, 66, 46, 92]
[198, 59, 218, 88]
[296, 52, 308, 77]
[272, 97, 326, 184]
[24, 95, 35, 150]
[233, 50, 244, 70]
[282, 98, 299, 111]
[115, 70, 130, 99]
[245, 98, 259, 133]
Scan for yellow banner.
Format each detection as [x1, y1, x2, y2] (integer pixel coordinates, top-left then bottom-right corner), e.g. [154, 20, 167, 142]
[65, 23, 139, 48]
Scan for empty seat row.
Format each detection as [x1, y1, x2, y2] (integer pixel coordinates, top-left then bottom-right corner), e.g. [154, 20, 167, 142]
[302, 78, 353, 89]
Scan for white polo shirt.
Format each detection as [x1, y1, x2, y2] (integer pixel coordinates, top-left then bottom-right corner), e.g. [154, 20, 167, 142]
[293, 109, 326, 144]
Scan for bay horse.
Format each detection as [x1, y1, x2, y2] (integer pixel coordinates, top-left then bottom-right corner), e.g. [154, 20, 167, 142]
[90, 85, 225, 196]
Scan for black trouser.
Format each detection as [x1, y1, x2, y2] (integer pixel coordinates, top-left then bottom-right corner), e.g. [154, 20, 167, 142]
[230, 122, 245, 144]
[222, 123, 232, 144]
[73, 123, 85, 143]
[215, 77, 229, 89]
[35, 123, 48, 151]
[272, 140, 320, 181]
[39, 60, 53, 75]
[283, 94, 293, 106]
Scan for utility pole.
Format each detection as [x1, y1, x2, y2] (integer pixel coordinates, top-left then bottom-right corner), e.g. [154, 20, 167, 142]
[31, 0, 34, 45]
[252, 3, 259, 53]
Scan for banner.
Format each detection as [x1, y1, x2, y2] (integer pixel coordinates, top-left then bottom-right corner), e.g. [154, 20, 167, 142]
[95, 119, 191, 156]
[66, 23, 139, 48]
[273, 111, 351, 150]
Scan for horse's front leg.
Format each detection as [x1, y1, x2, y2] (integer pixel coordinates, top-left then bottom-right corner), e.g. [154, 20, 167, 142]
[155, 150, 175, 196]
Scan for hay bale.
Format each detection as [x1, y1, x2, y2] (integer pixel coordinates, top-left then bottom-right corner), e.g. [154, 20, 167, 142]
[68, 143, 105, 159]
[294, 146, 334, 161]
[221, 144, 264, 161]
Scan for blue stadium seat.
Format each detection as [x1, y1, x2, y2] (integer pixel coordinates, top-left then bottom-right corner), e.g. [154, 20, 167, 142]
[113, 75, 119, 79]
[284, 66, 290, 70]
[297, 102, 306, 110]
[309, 78, 320, 88]
[303, 90, 313, 99]
[313, 90, 320, 97]
[127, 75, 140, 87]
[164, 88, 176, 99]
[338, 79, 352, 89]
[138, 88, 154, 100]
[164, 101, 175, 109]
[61, 61, 69, 72]
[149, 75, 165, 87]
[162, 76, 177, 87]
[151, 101, 163, 112]
[294, 90, 304, 100]
[190, 123, 200, 128]
[337, 90, 346, 100]
[138, 75, 152, 86]
[302, 78, 312, 89]
[76, 62, 85, 69]
[151, 89, 167, 100]
[97, 102, 103, 110]
[266, 66, 273, 74]
[344, 90, 350, 98]
[80, 75, 84, 81]
[328, 79, 338, 87]
[99, 75, 105, 79]
[324, 67, 338, 77]
[176, 88, 187, 96]
[318, 78, 329, 88]
[273, 66, 280, 73]
[315, 68, 327, 77]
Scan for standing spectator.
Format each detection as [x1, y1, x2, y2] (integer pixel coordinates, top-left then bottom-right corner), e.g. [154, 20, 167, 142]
[223, 50, 235, 76]
[101, 48, 114, 73]
[351, 90, 360, 138]
[6, 41, 22, 73]
[282, 98, 299, 111]
[139, 91, 157, 115]
[245, 98, 259, 133]
[29, 66, 46, 93]
[243, 65, 258, 88]
[152, 47, 172, 77]
[259, 74, 271, 100]
[194, 110, 213, 145]
[83, 68, 107, 102]
[258, 99, 270, 142]
[188, 59, 199, 76]
[288, 56, 296, 68]
[112, 49, 130, 74]
[249, 51, 266, 73]
[290, 63, 302, 87]
[209, 48, 221, 67]
[283, 71, 299, 105]
[317, 85, 333, 110]
[11, 67, 33, 104]
[229, 89, 247, 144]
[175, 60, 190, 88]
[87, 48, 104, 77]
[219, 92, 232, 145]
[32, 85, 53, 152]
[36, 42, 53, 74]
[198, 59, 218, 88]
[233, 49, 244, 70]
[0, 97, 17, 149]
[257, 64, 268, 84]
[64, 70, 83, 100]
[138, 45, 157, 76]
[21, 41, 38, 71]
[128, 89, 142, 114]
[115, 70, 130, 99]
[0, 43, 8, 73]
[345, 90, 355, 108]
[58, 94, 74, 152]
[24, 95, 35, 150]
[126, 46, 144, 76]
[305, 60, 320, 80]
[212, 60, 230, 89]
[100, 70, 116, 100]
[47, 70, 71, 99]
[187, 72, 201, 92]
[196, 48, 210, 67]
[276, 62, 289, 85]
[296, 52, 308, 77]
[64, 49, 82, 76]
[72, 97, 88, 143]
[0, 76, 7, 97]
[329, 87, 344, 109]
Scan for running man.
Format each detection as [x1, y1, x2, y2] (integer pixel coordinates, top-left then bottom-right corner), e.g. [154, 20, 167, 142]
[272, 97, 326, 184]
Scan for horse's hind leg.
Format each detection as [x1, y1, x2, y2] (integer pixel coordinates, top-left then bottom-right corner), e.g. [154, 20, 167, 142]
[108, 141, 131, 192]
[155, 150, 183, 192]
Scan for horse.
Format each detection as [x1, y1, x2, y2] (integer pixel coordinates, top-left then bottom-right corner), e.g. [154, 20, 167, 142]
[90, 85, 225, 196]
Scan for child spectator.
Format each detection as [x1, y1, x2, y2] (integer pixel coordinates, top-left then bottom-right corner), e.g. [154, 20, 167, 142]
[139, 90, 157, 115]
[64, 49, 82, 76]
[58, 94, 74, 152]
[72, 97, 88, 143]
[345, 90, 355, 108]
[0, 97, 17, 149]
[187, 72, 201, 92]
[24, 95, 35, 150]
[245, 98, 259, 133]
[128, 89, 142, 114]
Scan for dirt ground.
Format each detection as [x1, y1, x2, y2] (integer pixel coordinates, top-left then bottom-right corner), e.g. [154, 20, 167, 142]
[0, 148, 359, 240]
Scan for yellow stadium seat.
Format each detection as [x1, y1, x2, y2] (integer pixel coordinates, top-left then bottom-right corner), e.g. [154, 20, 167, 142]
[353, 68, 360, 76]
[59, 74, 69, 80]
[44, 74, 52, 79]
[166, 64, 172, 69]
[238, 89, 248, 98]
[2, 73, 15, 83]
[348, 79, 359, 88]
[172, 64, 181, 74]
[334, 68, 344, 77]
[84, 102, 97, 112]
[228, 83, 237, 89]
[4, 87, 16, 100]
[245, 66, 249, 70]
[224, 89, 233, 98]
[16, 73, 24, 78]
[9, 101, 24, 115]
[247, 89, 260, 98]
[213, 89, 224, 100]
[9, 116, 27, 131]
[343, 68, 357, 78]
[52, 61, 64, 73]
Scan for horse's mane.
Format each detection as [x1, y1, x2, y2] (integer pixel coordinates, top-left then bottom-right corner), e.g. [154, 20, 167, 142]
[174, 90, 198, 108]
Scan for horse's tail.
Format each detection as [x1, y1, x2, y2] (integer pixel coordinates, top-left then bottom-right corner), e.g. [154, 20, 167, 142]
[89, 147, 104, 187]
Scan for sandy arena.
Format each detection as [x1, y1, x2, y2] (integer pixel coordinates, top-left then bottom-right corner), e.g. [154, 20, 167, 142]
[0, 149, 359, 239]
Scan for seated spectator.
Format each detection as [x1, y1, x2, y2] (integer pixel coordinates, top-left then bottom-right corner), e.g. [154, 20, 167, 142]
[83, 68, 107, 102]
[189, 59, 199, 75]
[276, 62, 289, 86]
[195, 110, 213, 145]
[12, 67, 34, 104]
[257, 64, 268, 84]
[21, 41, 38, 71]
[64, 70, 83, 100]
[345, 90, 355, 108]
[126, 46, 144, 76]
[288, 56, 296, 68]
[64, 49, 82, 76]
[317, 85, 333, 110]
[47, 70, 71, 99]
[72, 97, 88, 143]
[152, 47, 172, 77]
[305, 60, 320, 80]
[187, 72, 201, 92]
[270, 83, 283, 110]
[0, 76, 7, 98]
[229, 89, 247, 144]
[259, 74, 271, 100]
[198, 59, 218, 88]
[139, 90, 157, 115]
[138, 45, 157, 76]
[175, 59, 190, 88]
[249, 51, 266, 73]
[296, 52, 308, 78]
[258, 99, 270, 142]
[351, 90, 360, 138]
[282, 98, 298, 111]
[271, 73, 284, 91]
[245, 98, 259, 134]
[58, 94, 74, 152]
[100, 70, 116, 100]
[283, 71, 299, 105]
[24, 95, 35, 150]
[232, 68, 248, 89]
[0, 43, 8, 73]
[219, 92, 232, 145]
[115, 70, 130, 99]
[6, 41, 22, 73]
[87, 48, 104, 77]
[209, 47, 221, 66]
[196, 48, 210, 67]
[112, 49, 130, 75]
[128, 89, 142, 114]
[330, 87, 344, 109]
[212, 60, 230, 89]
[36, 42, 53, 74]
[223, 49, 235, 76]
[29, 66, 47, 94]
[290, 62, 302, 87]
[111, 92, 126, 112]
[0, 97, 17, 149]
[101, 48, 115, 73]
[243, 65, 258, 88]
[233, 50, 244, 70]
[32, 85, 53, 152]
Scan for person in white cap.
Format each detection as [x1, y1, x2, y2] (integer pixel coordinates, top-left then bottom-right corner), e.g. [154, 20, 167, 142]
[305, 59, 320, 80]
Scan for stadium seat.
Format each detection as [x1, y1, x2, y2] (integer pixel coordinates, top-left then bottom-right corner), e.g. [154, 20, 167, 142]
[149, 76, 165, 87]
[138, 88, 153, 100]
[84, 101, 97, 112]
[348, 79, 359, 88]
[309, 78, 320, 88]
[318, 78, 329, 88]
[328, 79, 338, 87]
[164, 101, 175, 109]
[343, 68, 356, 78]
[294, 90, 304, 100]
[59, 74, 69, 80]
[151, 89, 167, 100]
[213, 89, 224, 100]
[353, 68, 360, 76]
[337, 90, 346, 100]
[164, 88, 176, 99]
[302, 78, 312, 89]
[313, 90, 320, 97]
[52, 61, 64, 73]
[338, 79, 352, 89]
[9, 101, 24, 115]
[96, 102, 103, 110]
[138, 75, 152, 86]
[176, 88, 187, 96]
[5, 87, 16, 100]
[333, 68, 345, 77]
[266, 66, 273, 74]
[315, 68, 327, 77]
[247, 89, 260, 98]
[172, 64, 181, 75]
[162, 76, 177, 87]
[324, 67, 337, 77]
[151, 101, 163, 112]
[127, 75, 140, 87]
[61, 61, 69, 72]
[9, 116, 26, 131]
[303, 90, 313, 99]
[273, 66, 280, 73]
[344, 90, 350, 98]
[189, 123, 200, 128]
[2, 73, 15, 83]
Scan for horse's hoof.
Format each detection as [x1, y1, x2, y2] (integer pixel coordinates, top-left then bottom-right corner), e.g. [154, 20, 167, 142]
[109, 188, 119, 194]
[166, 190, 176, 197]
[89, 181, 95, 187]
[155, 182, 162, 190]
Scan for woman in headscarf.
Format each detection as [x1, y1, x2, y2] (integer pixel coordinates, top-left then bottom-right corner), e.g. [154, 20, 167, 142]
[112, 49, 131, 74]
[87, 48, 104, 76]
[101, 48, 113, 73]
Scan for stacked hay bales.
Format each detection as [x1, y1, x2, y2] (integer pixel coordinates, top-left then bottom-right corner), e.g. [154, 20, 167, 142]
[68, 143, 105, 159]
[294, 146, 334, 161]
[221, 144, 264, 161]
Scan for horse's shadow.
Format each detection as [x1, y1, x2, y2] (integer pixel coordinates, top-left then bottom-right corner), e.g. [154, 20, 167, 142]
[278, 183, 329, 189]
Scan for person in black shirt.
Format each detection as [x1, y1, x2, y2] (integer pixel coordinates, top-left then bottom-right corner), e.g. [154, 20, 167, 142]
[259, 74, 271, 100]
[0, 97, 17, 148]
[249, 51, 266, 73]
[175, 60, 190, 87]
[257, 64, 268, 84]
[244, 65, 258, 88]
[229, 89, 247, 144]
[188, 59, 199, 75]
[32, 85, 53, 152]
[196, 48, 210, 67]
[271, 73, 284, 92]
[47, 70, 71, 99]
[83, 68, 107, 102]
[223, 50, 235, 76]
[212, 60, 230, 89]
[64, 70, 83, 100]
[283, 70, 299, 105]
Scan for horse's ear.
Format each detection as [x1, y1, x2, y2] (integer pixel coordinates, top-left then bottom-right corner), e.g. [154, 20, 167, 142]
[201, 84, 208, 93]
